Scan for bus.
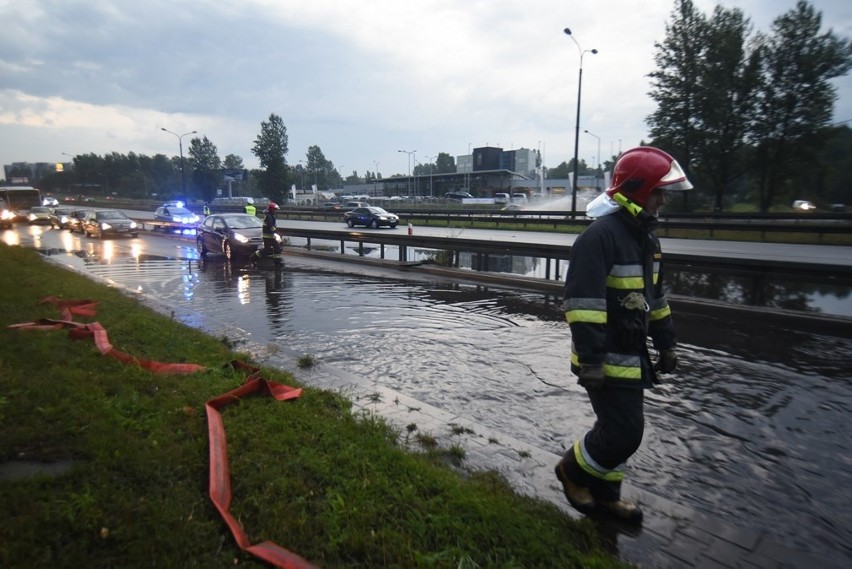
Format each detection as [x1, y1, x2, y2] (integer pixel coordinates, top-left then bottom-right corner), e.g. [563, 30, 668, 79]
[0, 186, 42, 228]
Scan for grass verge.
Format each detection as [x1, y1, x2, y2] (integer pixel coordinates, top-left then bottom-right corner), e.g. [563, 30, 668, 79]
[0, 244, 628, 568]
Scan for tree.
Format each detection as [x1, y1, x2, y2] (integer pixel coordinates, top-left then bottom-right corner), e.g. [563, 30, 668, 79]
[436, 152, 456, 173]
[223, 154, 244, 170]
[748, 1, 852, 212]
[251, 113, 289, 203]
[305, 145, 334, 191]
[692, 6, 760, 211]
[647, 0, 708, 208]
[188, 136, 222, 202]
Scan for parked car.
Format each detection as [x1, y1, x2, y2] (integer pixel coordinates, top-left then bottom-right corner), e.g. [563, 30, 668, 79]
[48, 207, 77, 229]
[343, 206, 399, 229]
[27, 206, 53, 224]
[154, 205, 200, 225]
[197, 213, 280, 261]
[81, 210, 139, 238]
[444, 192, 474, 202]
[344, 201, 370, 209]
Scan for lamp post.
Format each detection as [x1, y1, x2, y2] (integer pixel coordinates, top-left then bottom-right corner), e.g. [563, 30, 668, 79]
[161, 128, 196, 197]
[373, 160, 380, 196]
[584, 130, 602, 192]
[425, 155, 437, 198]
[397, 149, 415, 196]
[564, 28, 597, 218]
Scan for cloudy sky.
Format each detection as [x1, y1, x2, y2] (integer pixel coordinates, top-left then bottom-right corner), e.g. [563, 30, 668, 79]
[1, 0, 850, 180]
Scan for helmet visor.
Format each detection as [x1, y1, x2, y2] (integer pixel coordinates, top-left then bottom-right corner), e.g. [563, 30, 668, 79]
[658, 159, 693, 191]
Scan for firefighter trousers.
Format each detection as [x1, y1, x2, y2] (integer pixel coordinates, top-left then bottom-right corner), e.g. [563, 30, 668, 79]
[559, 385, 645, 502]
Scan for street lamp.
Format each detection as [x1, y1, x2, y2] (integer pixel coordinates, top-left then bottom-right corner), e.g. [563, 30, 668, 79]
[564, 27, 597, 218]
[425, 155, 437, 198]
[161, 127, 197, 196]
[373, 160, 380, 195]
[397, 149, 415, 196]
[584, 130, 601, 192]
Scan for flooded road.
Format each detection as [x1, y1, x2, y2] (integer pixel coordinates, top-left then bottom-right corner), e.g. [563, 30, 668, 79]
[7, 225, 852, 567]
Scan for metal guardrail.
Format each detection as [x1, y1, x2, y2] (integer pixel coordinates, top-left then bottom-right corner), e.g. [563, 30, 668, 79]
[277, 226, 852, 283]
[280, 208, 852, 241]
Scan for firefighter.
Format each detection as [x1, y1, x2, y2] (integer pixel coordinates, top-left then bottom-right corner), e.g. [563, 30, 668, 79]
[555, 146, 692, 523]
[251, 202, 281, 267]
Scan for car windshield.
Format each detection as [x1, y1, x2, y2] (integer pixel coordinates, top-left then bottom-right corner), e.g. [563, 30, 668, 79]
[367, 207, 389, 214]
[224, 215, 262, 229]
[165, 207, 193, 216]
[97, 211, 128, 220]
[31, 207, 51, 213]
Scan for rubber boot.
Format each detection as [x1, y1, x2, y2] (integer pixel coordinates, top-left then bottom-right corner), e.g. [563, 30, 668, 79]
[599, 499, 643, 524]
[555, 459, 596, 515]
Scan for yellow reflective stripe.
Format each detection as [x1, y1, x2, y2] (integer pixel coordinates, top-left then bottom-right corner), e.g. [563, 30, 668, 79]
[603, 362, 642, 380]
[570, 351, 579, 366]
[650, 305, 671, 321]
[565, 309, 607, 324]
[573, 440, 624, 482]
[606, 275, 644, 289]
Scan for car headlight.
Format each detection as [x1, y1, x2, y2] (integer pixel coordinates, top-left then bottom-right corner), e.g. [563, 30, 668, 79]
[28, 214, 36, 221]
[233, 233, 250, 243]
[129, 221, 138, 229]
[101, 222, 113, 230]
[1, 210, 13, 220]
[60, 216, 69, 223]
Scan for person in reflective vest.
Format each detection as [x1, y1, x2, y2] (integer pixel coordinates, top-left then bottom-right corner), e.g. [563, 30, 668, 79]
[244, 199, 257, 216]
[556, 146, 692, 524]
[251, 202, 281, 267]
[203, 203, 211, 217]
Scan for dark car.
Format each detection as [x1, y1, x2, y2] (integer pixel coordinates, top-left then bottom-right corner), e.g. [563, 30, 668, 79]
[49, 207, 78, 229]
[67, 209, 92, 233]
[322, 202, 342, 210]
[154, 206, 200, 225]
[81, 210, 139, 238]
[197, 213, 281, 261]
[343, 206, 399, 229]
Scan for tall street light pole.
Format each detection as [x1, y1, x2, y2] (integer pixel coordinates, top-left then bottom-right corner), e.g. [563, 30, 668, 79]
[397, 149, 415, 196]
[425, 155, 437, 198]
[584, 129, 602, 192]
[373, 160, 380, 196]
[161, 128, 196, 197]
[564, 28, 597, 218]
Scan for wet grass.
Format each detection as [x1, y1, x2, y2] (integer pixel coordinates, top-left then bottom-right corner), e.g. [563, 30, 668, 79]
[0, 244, 629, 568]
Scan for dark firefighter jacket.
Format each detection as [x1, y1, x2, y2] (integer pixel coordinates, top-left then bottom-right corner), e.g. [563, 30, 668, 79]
[262, 210, 277, 240]
[563, 208, 677, 388]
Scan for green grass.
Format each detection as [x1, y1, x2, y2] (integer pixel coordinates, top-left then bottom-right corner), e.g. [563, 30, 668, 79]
[0, 244, 628, 568]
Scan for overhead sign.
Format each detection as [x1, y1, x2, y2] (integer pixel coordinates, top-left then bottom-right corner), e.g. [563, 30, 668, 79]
[222, 168, 247, 181]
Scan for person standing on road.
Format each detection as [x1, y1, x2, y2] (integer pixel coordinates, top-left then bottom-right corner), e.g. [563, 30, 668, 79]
[251, 202, 281, 267]
[556, 146, 692, 524]
[244, 198, 256, 217]
[203, 203, 211, 217]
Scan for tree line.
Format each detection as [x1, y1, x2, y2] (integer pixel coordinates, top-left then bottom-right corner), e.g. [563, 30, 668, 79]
[16, 0, 852, 212]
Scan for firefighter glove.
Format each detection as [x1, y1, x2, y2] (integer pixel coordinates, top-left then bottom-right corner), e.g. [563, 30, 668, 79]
[577, 364, 605, 389]
[654, 349, 678, 374]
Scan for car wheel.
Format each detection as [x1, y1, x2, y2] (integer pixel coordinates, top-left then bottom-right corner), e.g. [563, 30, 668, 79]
[370, 219, 379, 229]
[197, 237, 208, 257]
[347, 218, 355, 228]
[223, 240, 233, 261]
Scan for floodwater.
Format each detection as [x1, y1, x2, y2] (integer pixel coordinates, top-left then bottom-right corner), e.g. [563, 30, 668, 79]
[9, 228, 852, 567]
